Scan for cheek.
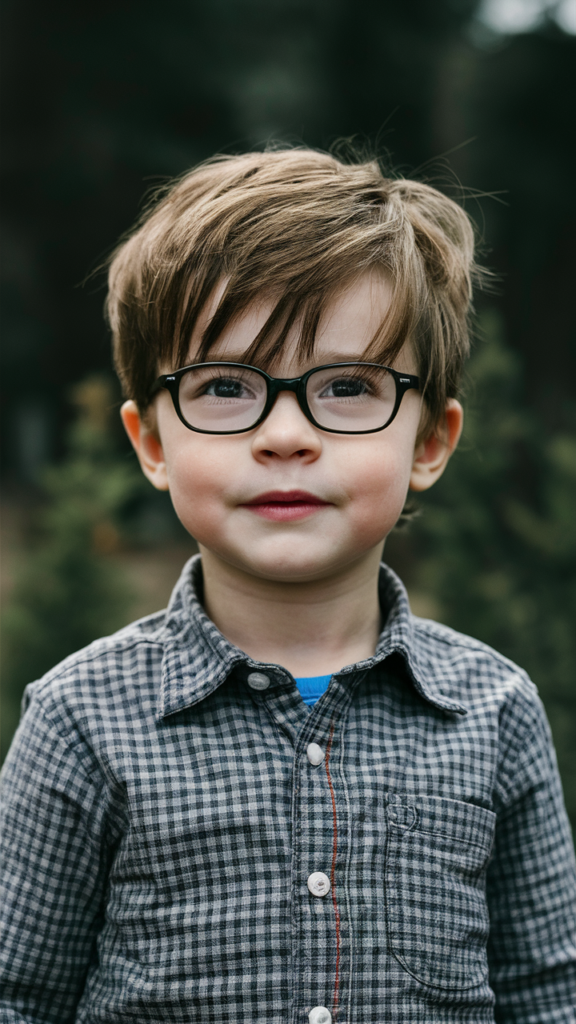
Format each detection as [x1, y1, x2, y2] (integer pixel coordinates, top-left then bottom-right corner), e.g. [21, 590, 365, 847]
[163, 444, 230, 534]
[154, 400, 236, 509]
[342, 445, 414, 535]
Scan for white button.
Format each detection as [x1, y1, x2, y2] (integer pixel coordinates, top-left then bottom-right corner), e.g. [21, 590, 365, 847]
[306, 742, 325, 766]
[307, 871, 330, 897]
[247, 672, 271, 691]
[309, 1008, 331, 1024]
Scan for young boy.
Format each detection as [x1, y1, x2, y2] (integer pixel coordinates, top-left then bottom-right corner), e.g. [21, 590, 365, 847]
[1, 149, 575, 1023]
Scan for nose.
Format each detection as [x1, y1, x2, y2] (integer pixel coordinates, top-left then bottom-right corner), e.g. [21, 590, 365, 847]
[251, 390, 322, 462]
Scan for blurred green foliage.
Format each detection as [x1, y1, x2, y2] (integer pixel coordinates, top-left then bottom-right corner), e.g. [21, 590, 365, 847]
[412, 310, 576, 825]
[0, 377, 141, 759]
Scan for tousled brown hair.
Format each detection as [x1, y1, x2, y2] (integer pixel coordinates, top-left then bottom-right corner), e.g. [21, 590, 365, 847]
[106, 147, 482, 440]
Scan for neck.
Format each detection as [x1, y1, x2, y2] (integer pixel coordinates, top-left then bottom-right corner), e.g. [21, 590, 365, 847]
[198, 546, 384, 677]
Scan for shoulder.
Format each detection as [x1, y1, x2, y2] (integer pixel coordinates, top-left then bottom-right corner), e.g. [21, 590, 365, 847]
[409, 617, 557, 801]
[411, 613, 526, 671]
[410, 614, 542, 715]
[20, 609, 172, 745]
[379, 562, 540, 714]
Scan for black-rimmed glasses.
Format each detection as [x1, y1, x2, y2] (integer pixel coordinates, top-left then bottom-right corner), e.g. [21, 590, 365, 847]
[149, 361, 420, 435]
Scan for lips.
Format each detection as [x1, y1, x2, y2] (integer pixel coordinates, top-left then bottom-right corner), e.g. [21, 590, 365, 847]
[241, 490, 331, 521]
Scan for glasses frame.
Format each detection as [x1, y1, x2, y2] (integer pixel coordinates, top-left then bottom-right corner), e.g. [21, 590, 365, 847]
[149, 361, 421, 435]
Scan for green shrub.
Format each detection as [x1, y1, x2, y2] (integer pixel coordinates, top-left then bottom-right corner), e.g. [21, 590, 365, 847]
[1, 377, 141, 760]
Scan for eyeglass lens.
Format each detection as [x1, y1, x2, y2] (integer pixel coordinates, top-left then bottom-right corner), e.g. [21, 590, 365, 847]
[177, 364, 398, 432]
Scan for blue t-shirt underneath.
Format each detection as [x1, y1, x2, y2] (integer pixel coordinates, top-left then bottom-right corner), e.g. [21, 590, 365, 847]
[294, 674, 332, 706]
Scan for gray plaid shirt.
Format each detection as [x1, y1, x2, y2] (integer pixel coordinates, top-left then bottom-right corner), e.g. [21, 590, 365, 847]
[1, 556, 575, 1023]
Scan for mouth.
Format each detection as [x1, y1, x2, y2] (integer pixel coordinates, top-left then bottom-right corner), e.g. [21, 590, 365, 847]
[240, 490, 332, 522]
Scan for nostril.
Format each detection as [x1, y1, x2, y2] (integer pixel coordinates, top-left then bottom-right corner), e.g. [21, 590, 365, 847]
[259, 448, 312, 459]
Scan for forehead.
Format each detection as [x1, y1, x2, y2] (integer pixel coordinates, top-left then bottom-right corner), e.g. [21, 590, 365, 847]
[186, 270, 395, 371]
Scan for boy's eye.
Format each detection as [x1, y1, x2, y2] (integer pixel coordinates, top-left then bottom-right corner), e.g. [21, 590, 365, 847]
[204, 377, 254, 400]
[179, 369, 262, 404]
[177, 365, 267, 430]
[307, 365, 397, 430]
[319, 376, 370, 399]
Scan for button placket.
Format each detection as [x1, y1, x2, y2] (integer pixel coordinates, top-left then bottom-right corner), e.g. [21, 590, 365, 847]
[291, 691, 354, 1024]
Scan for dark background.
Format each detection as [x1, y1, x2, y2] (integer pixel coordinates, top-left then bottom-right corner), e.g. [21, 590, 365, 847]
[1, 0, 576, 821]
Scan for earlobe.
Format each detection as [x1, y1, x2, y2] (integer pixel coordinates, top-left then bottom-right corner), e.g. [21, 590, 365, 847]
[120, 400, 170, 491]
[409, 399, 463, 493]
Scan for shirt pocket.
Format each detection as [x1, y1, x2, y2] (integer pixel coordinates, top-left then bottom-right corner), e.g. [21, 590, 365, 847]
[384, 794, 496, 991]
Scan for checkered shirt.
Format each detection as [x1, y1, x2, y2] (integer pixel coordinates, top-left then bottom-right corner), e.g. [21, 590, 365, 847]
[1, 556, 575, 1023]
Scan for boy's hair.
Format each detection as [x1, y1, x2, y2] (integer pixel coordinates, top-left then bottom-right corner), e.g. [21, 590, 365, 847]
[107, 147, 481, 440]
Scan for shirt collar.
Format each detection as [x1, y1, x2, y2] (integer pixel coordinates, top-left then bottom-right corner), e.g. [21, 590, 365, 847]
[155, 555, 467, 719]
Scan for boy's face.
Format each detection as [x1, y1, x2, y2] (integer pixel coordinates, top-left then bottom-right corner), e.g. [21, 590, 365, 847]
[123, 272, 462, 584]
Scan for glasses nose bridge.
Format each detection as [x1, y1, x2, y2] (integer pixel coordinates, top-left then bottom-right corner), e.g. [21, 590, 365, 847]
[266, 374, 309, 418]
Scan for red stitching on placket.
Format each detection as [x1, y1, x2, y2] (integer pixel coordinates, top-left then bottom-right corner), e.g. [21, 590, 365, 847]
[325, 723, 340, 1020]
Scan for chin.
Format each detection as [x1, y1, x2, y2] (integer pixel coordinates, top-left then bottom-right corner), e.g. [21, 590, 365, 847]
[234, 542, 379, 585]
[218, 545, 337, 584]
[249, 559, 334, 584]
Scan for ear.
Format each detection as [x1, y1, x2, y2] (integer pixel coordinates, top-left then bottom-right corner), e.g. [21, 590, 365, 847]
[120, 400, 170, 491]
[409, 398, 463, 493]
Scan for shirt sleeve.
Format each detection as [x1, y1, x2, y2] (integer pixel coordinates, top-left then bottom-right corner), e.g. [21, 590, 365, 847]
[0, 688, 117, 1024]
[487, 679, 576, 1022]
